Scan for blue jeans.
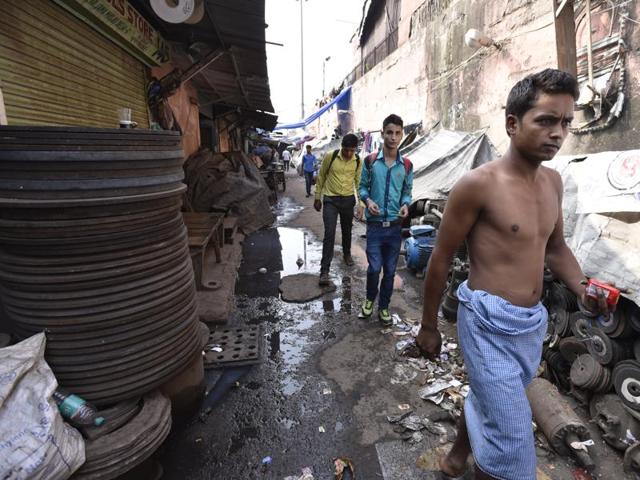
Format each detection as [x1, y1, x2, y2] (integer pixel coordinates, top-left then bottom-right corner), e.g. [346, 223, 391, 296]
[366, 223, 402, 309]
[304, 171, 314, 195]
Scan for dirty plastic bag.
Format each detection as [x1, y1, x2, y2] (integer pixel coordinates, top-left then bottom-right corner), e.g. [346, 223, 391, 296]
[0, 333, 85, 479]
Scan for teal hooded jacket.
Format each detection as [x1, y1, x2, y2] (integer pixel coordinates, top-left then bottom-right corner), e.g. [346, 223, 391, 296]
[358, 150, 413, 222]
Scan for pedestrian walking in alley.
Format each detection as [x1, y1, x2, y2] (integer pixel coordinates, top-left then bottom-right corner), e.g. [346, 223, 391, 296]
[282, 148, 292, 171]
[302, 145, 317, 197]
[314, 134, 362, 286]
[416, 69, 612, 480]
[358, 114, 413, 326]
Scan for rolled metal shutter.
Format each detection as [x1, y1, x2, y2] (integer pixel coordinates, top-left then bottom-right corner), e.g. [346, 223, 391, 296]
[0, 0, 149, 128]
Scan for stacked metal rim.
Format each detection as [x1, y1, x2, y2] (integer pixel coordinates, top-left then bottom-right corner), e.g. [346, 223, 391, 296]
[73, 391, 172, 479]
[0, 127, 199, 406]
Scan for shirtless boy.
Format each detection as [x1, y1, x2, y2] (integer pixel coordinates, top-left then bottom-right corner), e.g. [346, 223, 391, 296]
[417, 69, 611, 480]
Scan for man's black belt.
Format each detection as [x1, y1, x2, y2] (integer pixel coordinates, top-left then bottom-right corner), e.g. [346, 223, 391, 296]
[367, 219, 403, 227]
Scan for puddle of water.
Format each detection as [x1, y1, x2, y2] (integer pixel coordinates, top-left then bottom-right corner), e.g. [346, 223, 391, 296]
[277, 227, 306, 277]
[274, 197, 304, 227]
[237, 224, 359, 399]
[277, 226, 325, 277]
[280, 331, 305, 366]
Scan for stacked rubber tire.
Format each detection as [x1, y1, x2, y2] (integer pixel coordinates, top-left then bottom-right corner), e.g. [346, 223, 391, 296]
[542, 274, 640, 475]
[0, 127, 200, 478]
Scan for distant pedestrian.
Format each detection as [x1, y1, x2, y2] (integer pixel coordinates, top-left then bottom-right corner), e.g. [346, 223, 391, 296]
[282, 149, 292, 171]
[302, 145, 317, 197]
[358, 114, 413, 326]
[314, 134, 362, 286]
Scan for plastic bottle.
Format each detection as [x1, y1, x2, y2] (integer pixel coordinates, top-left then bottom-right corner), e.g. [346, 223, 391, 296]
[52, 388, 105, 427]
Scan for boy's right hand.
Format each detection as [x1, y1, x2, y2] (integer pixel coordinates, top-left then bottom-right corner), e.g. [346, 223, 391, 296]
[314, 200, 322, 212]
[416, 326, 442, 360]
[366, 199, 380, 216]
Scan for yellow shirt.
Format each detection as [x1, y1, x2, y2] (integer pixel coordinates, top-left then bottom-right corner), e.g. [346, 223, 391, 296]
[314, 150, 362, 201]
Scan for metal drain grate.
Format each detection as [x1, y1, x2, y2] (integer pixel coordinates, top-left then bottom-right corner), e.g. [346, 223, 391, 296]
[204, 326, 263, 368]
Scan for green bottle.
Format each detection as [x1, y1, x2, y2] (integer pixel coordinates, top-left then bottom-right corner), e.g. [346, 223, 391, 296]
[53, 388, 105, 427]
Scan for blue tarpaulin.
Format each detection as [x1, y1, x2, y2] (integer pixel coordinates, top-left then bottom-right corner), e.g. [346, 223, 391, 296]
[274, 87, 351, 131]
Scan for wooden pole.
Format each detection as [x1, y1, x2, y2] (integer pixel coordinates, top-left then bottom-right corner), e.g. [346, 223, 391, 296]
[586, 0, 595, 86]
[552, 0, 578, 78]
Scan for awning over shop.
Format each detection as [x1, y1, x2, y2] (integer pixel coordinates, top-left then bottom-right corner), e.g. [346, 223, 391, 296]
[274, 88, 351, 131]
[131, 0, 276, 129]
[402, 128, 498, 201]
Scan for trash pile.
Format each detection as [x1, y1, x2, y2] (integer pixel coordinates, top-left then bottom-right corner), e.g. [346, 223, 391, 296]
[383, 312, 470, 446]
[389, 313, 468, 414]
[387, 409, 458, 446]
[539, 271, 640, 476]
[280, 458, 354, 480]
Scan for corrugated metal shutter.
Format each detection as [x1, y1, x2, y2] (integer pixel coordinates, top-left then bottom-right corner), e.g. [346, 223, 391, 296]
[0, 0, 149, 128]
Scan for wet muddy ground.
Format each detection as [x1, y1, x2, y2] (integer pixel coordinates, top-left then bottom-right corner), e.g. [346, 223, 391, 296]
[158, 171, 630, 480]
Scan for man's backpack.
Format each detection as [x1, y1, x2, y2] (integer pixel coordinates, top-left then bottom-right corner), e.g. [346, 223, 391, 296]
[364, 151, 412, 176]
[325, 149, 412, 189]
[364, 151, 412, 194]
[326, 149, 360, 174]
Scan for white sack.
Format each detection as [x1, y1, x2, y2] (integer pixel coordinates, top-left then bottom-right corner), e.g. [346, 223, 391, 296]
[0, 333, 85, 479]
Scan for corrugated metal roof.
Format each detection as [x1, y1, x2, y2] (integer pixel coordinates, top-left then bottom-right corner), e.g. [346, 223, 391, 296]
[131, 0, 275, 118]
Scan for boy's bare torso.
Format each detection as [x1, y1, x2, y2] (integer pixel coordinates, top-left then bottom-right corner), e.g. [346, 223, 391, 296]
[465, 159, 561, 307]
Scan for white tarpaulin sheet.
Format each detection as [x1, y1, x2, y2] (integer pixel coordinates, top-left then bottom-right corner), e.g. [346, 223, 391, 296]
[552, 150, 640, 214]
[402, 129, 499, 201]
[549, 151, 640, 305]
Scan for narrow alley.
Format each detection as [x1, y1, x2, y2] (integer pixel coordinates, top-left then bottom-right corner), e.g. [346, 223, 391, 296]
[159, 168, 438, 479]
[158, 170, 630, 480]
[1, 1, 640, 480]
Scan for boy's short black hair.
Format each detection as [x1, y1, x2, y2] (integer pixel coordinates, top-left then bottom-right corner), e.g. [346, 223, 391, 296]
[306, 145, 311, 149]
[341, 133, 358, 148]
[383, 114, 404, 129]
[506, 69, 579, 119]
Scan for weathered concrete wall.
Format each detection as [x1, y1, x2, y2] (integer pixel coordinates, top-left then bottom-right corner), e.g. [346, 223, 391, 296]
[350, 5, 430, 132]
[351, 0, 640, 154]
[398, 0, 427, 43]
[422, 0, 559, 153]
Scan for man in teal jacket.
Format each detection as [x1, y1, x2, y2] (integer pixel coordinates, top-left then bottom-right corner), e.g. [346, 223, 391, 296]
[358, 114, 413, 325]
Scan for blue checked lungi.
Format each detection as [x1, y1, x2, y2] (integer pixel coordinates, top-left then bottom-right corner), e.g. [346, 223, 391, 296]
[457, 281, 548, 480]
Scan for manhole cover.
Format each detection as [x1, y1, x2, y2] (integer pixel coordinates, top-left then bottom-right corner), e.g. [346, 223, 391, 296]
[204, 326, 263, 368]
